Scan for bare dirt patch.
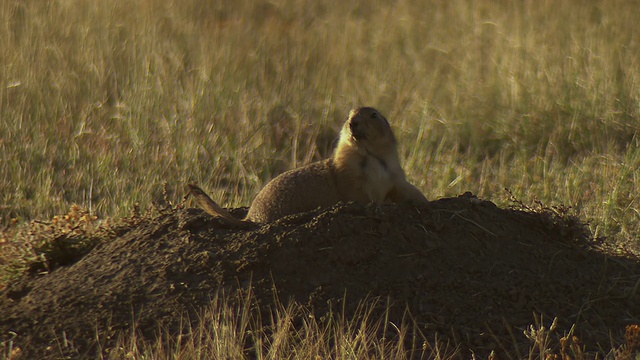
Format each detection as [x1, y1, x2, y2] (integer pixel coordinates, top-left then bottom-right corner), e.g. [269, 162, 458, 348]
[1, 194, 639, 358]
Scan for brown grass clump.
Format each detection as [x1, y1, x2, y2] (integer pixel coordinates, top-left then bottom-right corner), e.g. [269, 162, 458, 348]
[1, 204, 96, 284]
[622, 324, 640, 358]
[0, 203, 149, 286]
[26, 204, 99, 271]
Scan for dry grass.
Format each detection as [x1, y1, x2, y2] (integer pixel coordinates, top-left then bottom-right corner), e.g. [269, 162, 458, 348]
[1, 0, 638, 244]
[50, 291, 454, 360]
[1, 0, 639, 358]
[105, 292, 444, 360]
[5, 291, 632, 360]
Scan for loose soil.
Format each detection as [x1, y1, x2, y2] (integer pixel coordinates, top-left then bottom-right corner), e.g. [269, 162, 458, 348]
[1, 194, 639, 358]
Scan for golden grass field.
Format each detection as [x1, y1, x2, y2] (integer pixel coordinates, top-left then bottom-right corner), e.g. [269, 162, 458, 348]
[1, 0, 639, 358]
[1, 0, 638, 242]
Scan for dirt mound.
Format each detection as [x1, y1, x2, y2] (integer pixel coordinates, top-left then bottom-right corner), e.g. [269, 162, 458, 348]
[1, 194, 639, 358]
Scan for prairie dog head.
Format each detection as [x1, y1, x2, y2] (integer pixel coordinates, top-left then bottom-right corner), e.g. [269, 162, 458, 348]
[340, 107, 397, 157]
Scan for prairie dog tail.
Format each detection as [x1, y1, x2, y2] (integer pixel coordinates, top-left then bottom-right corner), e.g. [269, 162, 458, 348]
[187, 184, 251, 227]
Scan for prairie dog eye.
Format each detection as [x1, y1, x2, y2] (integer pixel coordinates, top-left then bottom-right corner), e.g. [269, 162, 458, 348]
[371, 112, 378, 119]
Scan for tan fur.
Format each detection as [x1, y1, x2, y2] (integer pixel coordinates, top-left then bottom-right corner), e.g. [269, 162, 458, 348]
[189, 107, 428, 224]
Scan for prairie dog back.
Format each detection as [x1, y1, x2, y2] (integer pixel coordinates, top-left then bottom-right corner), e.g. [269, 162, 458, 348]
[189, 107, 428, 225]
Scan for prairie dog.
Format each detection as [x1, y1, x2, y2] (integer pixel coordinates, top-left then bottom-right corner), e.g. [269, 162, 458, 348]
[189, 107, 428, 225]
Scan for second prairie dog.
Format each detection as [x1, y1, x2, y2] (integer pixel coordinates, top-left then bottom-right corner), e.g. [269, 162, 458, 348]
[189, 107, 428, 225]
